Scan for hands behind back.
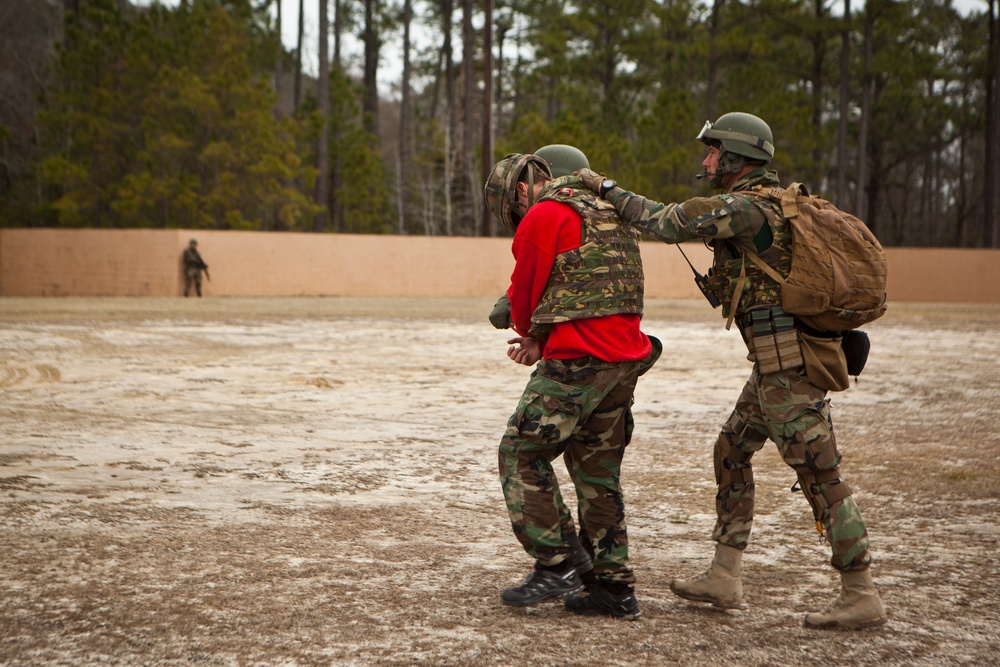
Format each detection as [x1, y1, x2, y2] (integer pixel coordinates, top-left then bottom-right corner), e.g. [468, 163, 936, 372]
[507, 336, 541, 366]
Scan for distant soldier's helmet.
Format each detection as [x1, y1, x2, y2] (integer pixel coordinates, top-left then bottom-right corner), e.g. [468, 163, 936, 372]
[484, 153, 552, 233]
[697, 112, 774, 163]
[534, 144, 590, 178]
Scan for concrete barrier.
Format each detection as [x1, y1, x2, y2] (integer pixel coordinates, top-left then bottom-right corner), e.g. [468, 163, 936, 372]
[1, 228, 997, 303]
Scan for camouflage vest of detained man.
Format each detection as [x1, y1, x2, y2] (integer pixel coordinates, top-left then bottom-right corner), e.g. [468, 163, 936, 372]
[527, 175, 645, 341]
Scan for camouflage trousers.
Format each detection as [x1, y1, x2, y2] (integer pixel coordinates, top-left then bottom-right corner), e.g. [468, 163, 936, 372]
[184, 268, 202, 297]
[499, 356, 639, 585]
[712, 365, 872, 572]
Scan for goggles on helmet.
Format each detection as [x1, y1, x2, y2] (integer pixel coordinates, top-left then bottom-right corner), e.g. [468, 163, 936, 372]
[697, 119, 774, 158]
[696, 120, 713, 142]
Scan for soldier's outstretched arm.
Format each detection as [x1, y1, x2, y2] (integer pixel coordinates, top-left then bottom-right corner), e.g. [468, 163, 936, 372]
[573, 168, 693, 244]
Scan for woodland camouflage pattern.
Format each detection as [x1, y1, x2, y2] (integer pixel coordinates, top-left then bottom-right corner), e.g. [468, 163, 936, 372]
[529, 175, 644, 339]
[484, 153, 552, 233]
[610, 169, 791, 318]
[499, 356, 640, 585]
[712, 365, 870, 572]
[606, 167, 873, 574]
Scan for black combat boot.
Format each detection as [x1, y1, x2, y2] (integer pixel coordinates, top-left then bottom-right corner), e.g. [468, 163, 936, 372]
[564, 583, 641, 620]
[501, 563, 583, 606]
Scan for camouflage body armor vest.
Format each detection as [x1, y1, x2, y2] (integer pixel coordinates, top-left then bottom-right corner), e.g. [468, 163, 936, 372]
[702, 186, 792, 317]
[528, 175, 644, 339]
[703, 187, 803, 374]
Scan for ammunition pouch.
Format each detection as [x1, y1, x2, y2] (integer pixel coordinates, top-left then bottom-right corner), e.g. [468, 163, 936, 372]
[796, 468, 853, 522]
[798, 326, 850, 392]
[739, 306, 804, 375]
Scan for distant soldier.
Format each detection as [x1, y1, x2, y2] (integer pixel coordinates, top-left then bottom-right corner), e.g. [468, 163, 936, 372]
[182, 239, 209, 298]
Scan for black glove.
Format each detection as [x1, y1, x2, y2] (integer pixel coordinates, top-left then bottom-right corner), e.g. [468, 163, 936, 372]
[489, 294, 512, 329]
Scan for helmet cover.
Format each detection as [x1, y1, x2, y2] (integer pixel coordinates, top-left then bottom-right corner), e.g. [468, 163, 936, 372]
[484, 153, 552, 232]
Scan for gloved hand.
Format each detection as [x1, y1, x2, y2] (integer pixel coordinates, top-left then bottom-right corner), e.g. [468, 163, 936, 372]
[489, 294, 512, 329]
[573, 168, 605, 194]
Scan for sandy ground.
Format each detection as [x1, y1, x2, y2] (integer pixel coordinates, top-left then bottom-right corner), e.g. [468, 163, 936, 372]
[1, 296, 999, 667]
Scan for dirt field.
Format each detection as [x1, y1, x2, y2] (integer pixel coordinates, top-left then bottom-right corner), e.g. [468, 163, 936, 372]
[1, 296, 998, 667]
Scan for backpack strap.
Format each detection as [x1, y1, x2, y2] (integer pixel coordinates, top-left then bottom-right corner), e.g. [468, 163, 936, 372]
[738, 182, 803, 287]
[745, 250, 786, 285]
[725, 255, 747, 331]
[781, 182, 809, 219]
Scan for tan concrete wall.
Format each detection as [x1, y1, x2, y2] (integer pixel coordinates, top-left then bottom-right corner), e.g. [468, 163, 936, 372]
[883, 247, 1000, 304]
[1, 228, 998, 303]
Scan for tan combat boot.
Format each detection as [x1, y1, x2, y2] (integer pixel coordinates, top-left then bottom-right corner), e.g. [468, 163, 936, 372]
[803, 569, 887, 629]
[670, 543, 743, 608]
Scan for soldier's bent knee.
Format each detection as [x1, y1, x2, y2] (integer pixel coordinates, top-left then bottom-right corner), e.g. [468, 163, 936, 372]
[797, 468, 853, 521]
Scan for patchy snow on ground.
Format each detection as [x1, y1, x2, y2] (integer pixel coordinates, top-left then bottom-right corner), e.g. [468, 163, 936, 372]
[1, 297, 998, 666]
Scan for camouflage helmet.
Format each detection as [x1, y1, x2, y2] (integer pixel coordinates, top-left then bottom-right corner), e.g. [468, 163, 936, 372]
[484, 153, 552, 233]
[696, 112, 774, 163]
[534, 144, 590, 178]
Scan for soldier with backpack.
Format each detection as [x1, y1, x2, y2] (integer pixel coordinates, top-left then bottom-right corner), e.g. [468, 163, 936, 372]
[575, 112, 888, 629]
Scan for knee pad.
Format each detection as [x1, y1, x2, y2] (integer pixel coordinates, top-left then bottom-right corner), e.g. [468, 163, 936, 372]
[714, 418, 763, 487]
[796, 468, 853, 522]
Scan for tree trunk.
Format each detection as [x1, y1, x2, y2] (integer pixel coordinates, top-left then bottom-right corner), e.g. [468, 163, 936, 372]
[707, 0, 725, 121]
[330, 0, 344, 232]
[399, 0, 412, 234]
[495, 17, 510, 139]
[461, 0, 475, 234]
[295, 0, 304, 108]
[857, 2, 873, 224]
[810, 0, 826, 190]
[986, 0, 999, 247]
[362, 0, 380, 135]
[315, 0, 330, 232]
[275, 0, 284, 120]
[481, 0, 493, 236]
[835, 0, 850, 208]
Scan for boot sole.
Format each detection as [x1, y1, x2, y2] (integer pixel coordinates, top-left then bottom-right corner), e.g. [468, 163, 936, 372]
[565, 595, 642, 620]
[803, 615, 888, 630]
[669, 582, 741, 609]
[568, 608, 641, 621]
[502, 584, 584, 607]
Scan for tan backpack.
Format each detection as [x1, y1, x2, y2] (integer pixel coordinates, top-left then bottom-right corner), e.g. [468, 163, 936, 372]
[744, 183, 888, 332]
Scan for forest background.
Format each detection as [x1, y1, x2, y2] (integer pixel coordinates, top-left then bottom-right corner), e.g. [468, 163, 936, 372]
[1, 0, 997, 247]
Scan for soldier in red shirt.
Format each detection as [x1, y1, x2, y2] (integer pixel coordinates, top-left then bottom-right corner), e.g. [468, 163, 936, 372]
[484, 152, 656, 620]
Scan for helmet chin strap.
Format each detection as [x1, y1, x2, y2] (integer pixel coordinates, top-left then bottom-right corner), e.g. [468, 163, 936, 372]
[526, 164, 537, 208]
[511, 165, 539, 222]
[706, 150, 746, 188]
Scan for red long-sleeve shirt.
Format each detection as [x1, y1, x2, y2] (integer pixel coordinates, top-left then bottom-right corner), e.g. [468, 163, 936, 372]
[508, 199, 652, 362]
